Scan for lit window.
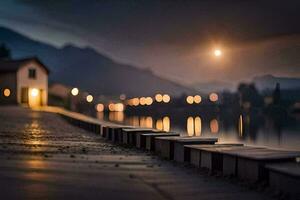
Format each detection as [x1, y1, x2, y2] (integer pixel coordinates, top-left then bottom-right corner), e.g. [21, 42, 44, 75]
[3, 88, 11, 97]
[28, 68, 36, 79]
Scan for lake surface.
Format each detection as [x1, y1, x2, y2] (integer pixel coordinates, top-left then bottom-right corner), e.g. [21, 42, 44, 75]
[92, 110, 300, 151]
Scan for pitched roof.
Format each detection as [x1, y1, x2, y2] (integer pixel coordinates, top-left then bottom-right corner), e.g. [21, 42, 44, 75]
[0, 57, 50, 74]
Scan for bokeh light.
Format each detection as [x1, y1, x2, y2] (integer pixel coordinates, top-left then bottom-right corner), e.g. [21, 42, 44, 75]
[114, 103, 124, 112]
[186, 96, 194, 104]
[209, 93, 218, 102]
[31, 88, 39, 97]
[194, 95, 202, 104]
[210, 119, 219, 133]
[86, 95, 93, 103]
[132, 98, 139, 106]
[120, 94, 126, 100]
[108, 103, 115, 111]
[96, 103, 104, 112]
[162, 116, 170, 132]
[140, 97, 146, 105]
[3, 88, 11, 97]
[71, 88, 79, 96]
[145, 97, 153, 105]
[155, 94, 163, 102]
[214, 49, 222, 57]
[162, 94, 170, 103]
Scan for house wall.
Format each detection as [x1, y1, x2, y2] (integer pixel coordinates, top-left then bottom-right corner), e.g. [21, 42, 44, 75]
[17, 60, 48, 105]
[0, 72, 17, 104]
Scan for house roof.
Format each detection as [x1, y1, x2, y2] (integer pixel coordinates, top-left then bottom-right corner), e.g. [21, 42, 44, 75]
[0, 57, 50, 74]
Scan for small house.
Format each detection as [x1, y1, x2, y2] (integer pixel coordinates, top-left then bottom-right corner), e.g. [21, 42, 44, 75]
[0, 57, 49, 107]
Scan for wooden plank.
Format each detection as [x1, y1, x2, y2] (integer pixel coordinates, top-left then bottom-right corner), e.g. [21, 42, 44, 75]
[111, 126, 135, 143]
[105, 125, 122, 140]
[155, 137, 218, 160]
[144, 133, 180, 151]
[121, 128, 154, 145]
[183, 144, 244, 167]
[187, 145, 300, 181]
[186, 145, 263, 175]
[224, 148, 300, 181]
[123, 128, 160, 146]
[266, 162, 300, 199]
[155, 136, 189, 157]
[221, 148, 300, 161]
[135, 130, 168, 148]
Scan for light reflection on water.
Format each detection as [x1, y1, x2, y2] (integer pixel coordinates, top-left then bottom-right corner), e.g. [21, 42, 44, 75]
[96, 112, 300, 151]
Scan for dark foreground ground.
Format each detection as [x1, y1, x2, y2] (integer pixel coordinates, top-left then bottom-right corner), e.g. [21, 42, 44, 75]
[0, 106, 273, 200]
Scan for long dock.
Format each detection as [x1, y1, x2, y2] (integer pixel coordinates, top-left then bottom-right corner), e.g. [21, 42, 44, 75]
[35, 106, 300, 198]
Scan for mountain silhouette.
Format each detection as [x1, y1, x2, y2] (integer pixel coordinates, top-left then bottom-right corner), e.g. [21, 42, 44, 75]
[253, 74, 300, 90]
[0, 26, 193, 96]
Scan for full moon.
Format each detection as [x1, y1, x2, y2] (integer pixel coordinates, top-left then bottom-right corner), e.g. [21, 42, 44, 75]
[214, 49, 222, 57]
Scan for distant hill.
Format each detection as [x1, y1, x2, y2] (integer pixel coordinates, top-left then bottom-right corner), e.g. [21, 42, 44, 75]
[0, 26, 194, 96]
[191, 80, 236, 94]
[253, 75, 300, 90]
[191, 75, 300, 93]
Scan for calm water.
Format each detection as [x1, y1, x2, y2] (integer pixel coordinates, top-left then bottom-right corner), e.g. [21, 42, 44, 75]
[93, 110, 300, 151]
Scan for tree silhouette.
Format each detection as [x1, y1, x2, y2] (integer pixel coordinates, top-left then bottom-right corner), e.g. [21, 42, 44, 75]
[273, 83, 281, 105]
[237, 82, 263, 108]
[0, 43, 11, 59]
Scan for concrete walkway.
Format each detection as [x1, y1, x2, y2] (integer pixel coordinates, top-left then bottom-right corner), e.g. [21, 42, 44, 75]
[0, 106, 272, 200]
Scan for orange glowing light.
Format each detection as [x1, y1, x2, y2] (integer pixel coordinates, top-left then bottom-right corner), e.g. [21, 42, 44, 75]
[127, 99, 133, 106]
[145, 97, 153, 105]
[132, 98, 139, 106]
[3, 88, 11, 97]
[210, 119, 219, 133]
[162, 116, 170, 132]
[108, 103, 115, 111]
[187, 117, 194, 136]
[31, 88, 39, 97]
[162, 94, 170, 103]
[209, 93, 218, 102]
[114, 103, 124, 112]
[140, 97, 146, 105]
[96, 103, 104, 112]
[194, 117, 202, 136]
[145, 117, 153, 128]
[194, 95, 202, 104]
[155, 94, 163, 102]
[214, 49, 222, 57]
[156, 119, 163, 131]
[186, 96, 194, 104]
[238, 115, 243, 137]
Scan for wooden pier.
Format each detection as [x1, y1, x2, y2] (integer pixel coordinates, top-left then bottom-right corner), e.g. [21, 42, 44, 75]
[35, 106, 300, 198]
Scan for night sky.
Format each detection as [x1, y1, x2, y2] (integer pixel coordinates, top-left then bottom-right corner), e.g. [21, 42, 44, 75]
[0, 0, 299, 85]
